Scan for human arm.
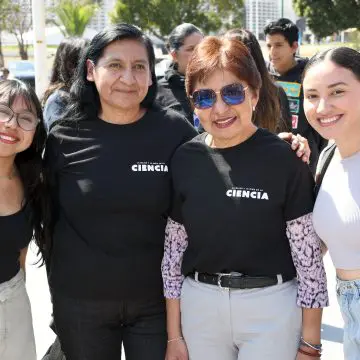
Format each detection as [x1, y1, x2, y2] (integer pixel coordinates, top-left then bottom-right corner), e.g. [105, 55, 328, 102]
[286, 213, 328, 358]
[161, 218, 189, 360]
[19, 247, 28, 280]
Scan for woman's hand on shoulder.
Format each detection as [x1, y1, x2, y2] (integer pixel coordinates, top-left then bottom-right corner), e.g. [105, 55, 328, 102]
[165, 339, 189, 360]
[278, 132, 311, 164]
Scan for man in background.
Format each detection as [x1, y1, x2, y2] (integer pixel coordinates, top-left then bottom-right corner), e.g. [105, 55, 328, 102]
[264, 18, 327, 173]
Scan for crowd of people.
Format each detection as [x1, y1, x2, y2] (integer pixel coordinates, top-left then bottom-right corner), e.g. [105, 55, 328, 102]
[0, 17, 359, 360]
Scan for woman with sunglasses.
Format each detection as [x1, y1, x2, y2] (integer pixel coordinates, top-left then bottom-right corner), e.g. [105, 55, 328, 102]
[162, 37, 328, 360]
[0, 80, 47, 360]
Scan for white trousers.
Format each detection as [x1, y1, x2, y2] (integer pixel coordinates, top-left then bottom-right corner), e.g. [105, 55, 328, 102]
[0, 270, 36, 360]
[181, 277, 302, 360]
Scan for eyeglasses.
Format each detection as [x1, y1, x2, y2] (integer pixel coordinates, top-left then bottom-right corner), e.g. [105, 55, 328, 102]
[0, 103, 39, 131]
[190, 83, 248, 109]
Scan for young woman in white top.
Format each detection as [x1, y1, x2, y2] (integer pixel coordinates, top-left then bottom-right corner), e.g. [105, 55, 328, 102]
[303, 47, 360, 360]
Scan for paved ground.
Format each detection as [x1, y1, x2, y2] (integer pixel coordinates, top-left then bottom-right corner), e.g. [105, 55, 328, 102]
[26, 243, 345, 360]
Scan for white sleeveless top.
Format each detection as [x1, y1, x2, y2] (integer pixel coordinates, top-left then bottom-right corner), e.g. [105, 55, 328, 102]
[313, 149, 360, 270]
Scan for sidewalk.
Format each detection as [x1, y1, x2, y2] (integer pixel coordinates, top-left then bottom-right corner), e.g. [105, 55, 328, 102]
[26, 244, 344, 359]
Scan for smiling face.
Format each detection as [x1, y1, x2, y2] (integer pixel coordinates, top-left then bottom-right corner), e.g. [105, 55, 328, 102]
[0, 96, 37, 159]
[193, 69, 259, 148]
[86, 39, 153, 113]
[171, 32, 204, 74]
[266, 33, 297, 75]
[303, 59, 360, 142]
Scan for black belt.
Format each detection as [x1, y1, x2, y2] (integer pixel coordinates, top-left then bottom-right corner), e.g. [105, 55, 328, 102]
[189, 272, 293, 289]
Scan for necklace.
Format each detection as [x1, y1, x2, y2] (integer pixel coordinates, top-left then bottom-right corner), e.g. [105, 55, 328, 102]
[0, 167, 18, 180]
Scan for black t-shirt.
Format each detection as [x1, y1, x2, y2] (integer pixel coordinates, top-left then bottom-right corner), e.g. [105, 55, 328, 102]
[170, 129, 314, 278]
[0, 205, 33, 283]
[46, 107, 197, 301]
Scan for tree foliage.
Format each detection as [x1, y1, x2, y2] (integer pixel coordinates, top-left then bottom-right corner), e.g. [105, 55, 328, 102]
[109, 0, 244, 40]
[293, 0, 360, 38]
[2, 0, 32, 60]
[51, 0, 99, 36]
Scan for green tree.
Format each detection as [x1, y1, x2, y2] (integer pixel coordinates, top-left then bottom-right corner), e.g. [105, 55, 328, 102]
[0, 0, 11, 66]
[3, 0, 32, 60]
[51, 0, 99, 36]
[293, 0, 360, 39]
[109, 0, 244, 40]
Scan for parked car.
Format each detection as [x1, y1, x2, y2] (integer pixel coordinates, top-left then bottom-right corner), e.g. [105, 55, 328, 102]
[8, 60, 35, 88]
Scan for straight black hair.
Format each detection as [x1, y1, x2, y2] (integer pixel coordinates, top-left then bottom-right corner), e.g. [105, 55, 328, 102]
[67, 23, 157, 122]
[42, 37, 89, 105]
[264, 18, 299, 47]
[303, 47, 360, 82]
[166, 23, 203, 52]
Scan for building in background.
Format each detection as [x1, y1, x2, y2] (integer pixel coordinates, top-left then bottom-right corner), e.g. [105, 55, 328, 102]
[245, 0, 299, 40]
[89, 0, 116, 32]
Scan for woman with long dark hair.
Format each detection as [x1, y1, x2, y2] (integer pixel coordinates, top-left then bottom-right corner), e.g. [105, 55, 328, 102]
[42, 37, 89, 132]
[0, 79, 47, 360]
[303, 47, 360, 360]
[44, 23, 196, 359]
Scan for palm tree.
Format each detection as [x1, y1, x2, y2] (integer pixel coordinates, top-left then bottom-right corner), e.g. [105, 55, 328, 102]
[53, 0, 99, 37]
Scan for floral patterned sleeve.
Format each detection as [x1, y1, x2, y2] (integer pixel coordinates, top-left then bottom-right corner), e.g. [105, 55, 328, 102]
[286, 212, 329, 308]
[161, 217, 188, 299]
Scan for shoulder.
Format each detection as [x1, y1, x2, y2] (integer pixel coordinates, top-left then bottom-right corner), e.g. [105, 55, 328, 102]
[149, 106, 197, 137]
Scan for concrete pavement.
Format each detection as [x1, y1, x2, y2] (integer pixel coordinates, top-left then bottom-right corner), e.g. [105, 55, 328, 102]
[26, 243, 345, 360]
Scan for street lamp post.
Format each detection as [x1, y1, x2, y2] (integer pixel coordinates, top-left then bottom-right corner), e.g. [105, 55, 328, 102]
[31, 0, 48, 97]
[281, 0, 284, 17]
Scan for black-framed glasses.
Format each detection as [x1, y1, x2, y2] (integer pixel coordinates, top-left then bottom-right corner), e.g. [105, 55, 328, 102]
[0, 103, 39, 131]
[190, 83, 248, 109]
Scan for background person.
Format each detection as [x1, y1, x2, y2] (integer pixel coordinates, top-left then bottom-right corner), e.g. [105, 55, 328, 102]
[303, 47, 360, 360]
[157, 23, 204, 125]
[0, 79, 47, 360]
[264, 18, 327, 173]
[42, 37, 89, 132]
[44, 24, 196, 360]
[0, 67, 10, 81]
[163, 36, 328, 360]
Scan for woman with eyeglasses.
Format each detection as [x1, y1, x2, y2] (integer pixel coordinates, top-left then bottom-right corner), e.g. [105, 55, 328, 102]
[44, 24, 196, 360]
[0, 80, 47, 360]
[162, 37, 328, 360]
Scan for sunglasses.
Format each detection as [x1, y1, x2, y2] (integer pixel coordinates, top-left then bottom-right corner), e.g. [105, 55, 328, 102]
[190, 83, 248, 109]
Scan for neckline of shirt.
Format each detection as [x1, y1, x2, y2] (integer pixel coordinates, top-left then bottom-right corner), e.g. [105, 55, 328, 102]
[200, 128, 261, 152]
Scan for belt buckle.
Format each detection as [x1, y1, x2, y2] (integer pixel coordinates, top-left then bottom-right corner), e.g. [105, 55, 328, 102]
[217, 273, 232, 290]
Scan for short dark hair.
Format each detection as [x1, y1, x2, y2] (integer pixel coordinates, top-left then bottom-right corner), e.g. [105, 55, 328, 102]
[67, 23, 157, 122]
[303, 47, 360, 82]
[264, 18, 299, 46]
[166, 23, 203, 52]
